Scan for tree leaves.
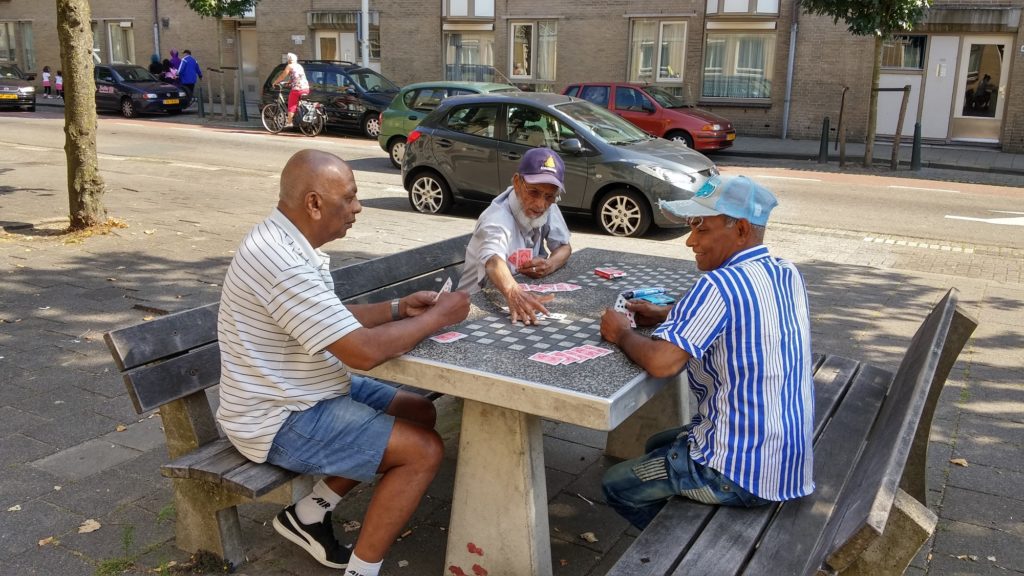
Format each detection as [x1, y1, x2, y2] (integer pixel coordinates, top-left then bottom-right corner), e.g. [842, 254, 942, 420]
[184, 0, 261, 18]
[800, 0, 933, 37]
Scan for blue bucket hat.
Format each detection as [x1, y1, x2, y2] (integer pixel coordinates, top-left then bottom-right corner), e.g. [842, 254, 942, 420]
[517, 148, 565, 191]
[659, 175, 778, 227]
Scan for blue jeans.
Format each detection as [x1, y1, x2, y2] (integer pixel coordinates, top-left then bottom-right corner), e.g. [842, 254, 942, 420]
[602, 426, 772, 529]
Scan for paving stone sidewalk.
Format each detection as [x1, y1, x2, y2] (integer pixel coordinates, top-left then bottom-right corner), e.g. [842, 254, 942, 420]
[1, 134, 1022, 575]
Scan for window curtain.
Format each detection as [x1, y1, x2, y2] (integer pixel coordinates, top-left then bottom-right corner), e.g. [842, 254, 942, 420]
[536, 21, 557, 81]
[628, 20, 657, 82]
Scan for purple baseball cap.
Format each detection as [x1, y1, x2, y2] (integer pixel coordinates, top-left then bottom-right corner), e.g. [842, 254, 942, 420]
[518, 148, 565, 191]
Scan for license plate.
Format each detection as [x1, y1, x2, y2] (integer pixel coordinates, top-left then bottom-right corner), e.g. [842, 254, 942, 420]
[164, 98, 179, 105]
[727, 133, 736, 141]
[0, 94, 17, 99]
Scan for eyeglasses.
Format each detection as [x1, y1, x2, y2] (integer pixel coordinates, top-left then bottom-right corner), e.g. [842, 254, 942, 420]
[523, 184, 559, 204]
[686, 216, 705, 229]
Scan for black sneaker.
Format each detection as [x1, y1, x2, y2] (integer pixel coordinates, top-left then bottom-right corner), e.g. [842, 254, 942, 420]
[272, 505, 351, 569]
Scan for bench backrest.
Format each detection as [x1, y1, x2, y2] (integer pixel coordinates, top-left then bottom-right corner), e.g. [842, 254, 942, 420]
[105, 233, 470, 414]
[820, 288, 977, 571]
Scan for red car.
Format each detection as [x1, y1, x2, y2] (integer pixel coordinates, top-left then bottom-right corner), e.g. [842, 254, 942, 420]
[563, 82, 736, 151]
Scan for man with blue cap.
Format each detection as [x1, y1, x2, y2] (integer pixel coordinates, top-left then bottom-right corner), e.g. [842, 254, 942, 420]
[459, 147, 573, 325]
[599, 174, 815, 529]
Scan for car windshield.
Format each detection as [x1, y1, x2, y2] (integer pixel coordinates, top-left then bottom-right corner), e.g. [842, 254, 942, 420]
[644, 86, 691, 109]
[555, 100, 652, 145]
[115, 66, 159, 83]
[349, 70, 399, 93]
[0, 64, 26, 79]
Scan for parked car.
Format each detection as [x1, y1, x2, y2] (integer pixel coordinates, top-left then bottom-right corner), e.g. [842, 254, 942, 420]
[379, 81, 518, 168]
[261, 60, 399, 138]
[563, 83, 736, 151]
[0, 63, 37, 112]
[402, 92, 718, 237]
[94, 64, 189, 118]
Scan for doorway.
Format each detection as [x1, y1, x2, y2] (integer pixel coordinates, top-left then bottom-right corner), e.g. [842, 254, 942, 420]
[315, 31, 357, 63]
[950, 35, 1012, 142]
[239, 28, 258, 104]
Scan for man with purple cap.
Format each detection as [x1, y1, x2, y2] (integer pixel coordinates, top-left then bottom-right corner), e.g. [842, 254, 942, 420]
[458, 147, 573, 325]
[599, 174, 815, 529]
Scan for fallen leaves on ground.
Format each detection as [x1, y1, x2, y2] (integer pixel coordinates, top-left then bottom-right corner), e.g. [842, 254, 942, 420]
[78, 519, 101, 533]
[115, 424, 128, 432]
[38, 536, 57, 546]
[7, 504, 21, 512]
[580, 531, 599, 543]
[950, 458, 969, 467]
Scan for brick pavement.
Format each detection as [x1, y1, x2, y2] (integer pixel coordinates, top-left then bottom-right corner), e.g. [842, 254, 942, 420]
[1, 128, 1022, 575]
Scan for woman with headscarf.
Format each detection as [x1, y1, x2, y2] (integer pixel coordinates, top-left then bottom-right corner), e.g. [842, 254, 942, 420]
[169, 49, 182, 70]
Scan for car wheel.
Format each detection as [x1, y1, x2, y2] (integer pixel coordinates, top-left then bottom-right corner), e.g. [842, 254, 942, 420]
[667, 130, 694, 149]
[387, 137, 407, 169]
[408, 171, 453, 214]
[120, 97, 136, 118]
[362, 113, 381, 138]
[596, 189, 652, 238]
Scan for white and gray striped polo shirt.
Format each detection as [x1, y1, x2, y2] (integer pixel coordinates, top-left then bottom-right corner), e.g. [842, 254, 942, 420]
[653, 245, 814, 501]
[216, 209, 362, 463]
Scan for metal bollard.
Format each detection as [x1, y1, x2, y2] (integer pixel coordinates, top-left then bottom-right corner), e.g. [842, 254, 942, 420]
[239, 90, 248, 122]
[818, 117, 830, 164]
[197, 85, 205, 118]
[911, 122, 922, 171]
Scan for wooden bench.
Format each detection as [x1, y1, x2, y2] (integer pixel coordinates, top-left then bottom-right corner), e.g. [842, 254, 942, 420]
[103, 233, 470, 568]
[608, 288, 977, 576]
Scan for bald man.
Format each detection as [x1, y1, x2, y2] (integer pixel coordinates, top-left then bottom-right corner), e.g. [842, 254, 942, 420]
[216, 150, 469, 575]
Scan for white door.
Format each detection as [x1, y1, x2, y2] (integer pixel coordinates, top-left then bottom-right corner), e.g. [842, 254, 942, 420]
[316, 31, 339, 60]
[239, 28, 258, 103]
[919, 35, 958, 140]
[950, 35, 1012, 142]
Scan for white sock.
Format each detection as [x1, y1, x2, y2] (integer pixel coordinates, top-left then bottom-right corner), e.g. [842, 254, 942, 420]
[344, 553, 382, 576]
[295, 480, 342, 525]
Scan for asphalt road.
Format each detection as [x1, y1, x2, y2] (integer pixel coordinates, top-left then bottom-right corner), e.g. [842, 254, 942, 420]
[2, 109, 1022, 249]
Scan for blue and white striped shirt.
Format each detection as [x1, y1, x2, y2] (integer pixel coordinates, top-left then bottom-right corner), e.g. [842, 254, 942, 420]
[653, 245, 814, 501]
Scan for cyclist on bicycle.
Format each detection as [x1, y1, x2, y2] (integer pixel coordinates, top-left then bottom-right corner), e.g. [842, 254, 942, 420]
[271, 53, 310, 128]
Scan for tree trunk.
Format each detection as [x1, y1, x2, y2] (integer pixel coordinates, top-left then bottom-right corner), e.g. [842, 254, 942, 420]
[56, 0, 106, 230]
[863, 35, 883, 169]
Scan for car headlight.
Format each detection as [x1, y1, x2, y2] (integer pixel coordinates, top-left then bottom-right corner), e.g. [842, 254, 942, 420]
[144, 93, 158, 99]
[637, 164, 697, 188]
[701, 123, 722, 132]
[19, 86, 34, 94]
[179, 91, 187, 97]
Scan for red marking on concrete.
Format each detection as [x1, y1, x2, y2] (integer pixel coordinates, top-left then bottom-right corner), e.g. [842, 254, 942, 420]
[472, 564, 489, 576]
[467, 542, 484, 556]
[448, 566, 467, 576]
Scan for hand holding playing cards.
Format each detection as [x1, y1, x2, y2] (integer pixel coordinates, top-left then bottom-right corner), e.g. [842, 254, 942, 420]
[402, 291, 442, 318]
[518, 257, 552, 279]
[625, 299, 671, 327]
[600, 307, 633, 344]
[431, 290, 471, 326]
[505, 286, 554, 325]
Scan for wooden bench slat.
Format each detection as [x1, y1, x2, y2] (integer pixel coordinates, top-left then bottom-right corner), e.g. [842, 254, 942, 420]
[189, 446, 251, 485]
[605, 500, 715, 576]
[104, 304, 219, 371]
[162, 437, 237, 479]
[330, 235, 469, 300]
[739, 363, 893, 575]
[122, 344, 220, 414]
[221, 460, 300, 499]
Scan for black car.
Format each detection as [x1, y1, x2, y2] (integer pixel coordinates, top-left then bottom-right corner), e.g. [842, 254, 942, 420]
[261, 60, 399, 138]
[0, 63, 37, 112]
[94, 64, 189, 118]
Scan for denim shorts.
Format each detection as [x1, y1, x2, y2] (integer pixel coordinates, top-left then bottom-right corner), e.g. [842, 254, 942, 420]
[267, 375, 398, 483]
[603, 426, 771, 529]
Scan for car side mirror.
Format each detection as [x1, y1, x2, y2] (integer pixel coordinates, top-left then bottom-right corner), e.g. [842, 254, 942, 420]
[559, 138, 584, 155]
[641, 100, 655, 113]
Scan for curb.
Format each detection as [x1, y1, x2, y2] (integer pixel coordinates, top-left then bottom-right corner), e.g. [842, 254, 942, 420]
[710, 149, 1024, 178]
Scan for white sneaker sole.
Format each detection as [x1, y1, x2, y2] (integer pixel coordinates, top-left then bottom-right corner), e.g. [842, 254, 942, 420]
[272, 511, 348, 569]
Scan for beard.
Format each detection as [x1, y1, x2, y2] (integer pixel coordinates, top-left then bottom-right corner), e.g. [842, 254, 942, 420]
[509, 189, 549, 232]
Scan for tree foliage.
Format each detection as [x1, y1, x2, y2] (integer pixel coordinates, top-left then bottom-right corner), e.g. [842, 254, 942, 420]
[183, 0, 260, 18]
[800, 0, 932, 37]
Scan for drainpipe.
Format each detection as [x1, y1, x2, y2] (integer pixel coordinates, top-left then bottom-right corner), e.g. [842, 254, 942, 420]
[153, 0, 160, 57]
[781, 3, 799, 139]
[361, 0, 370, 68]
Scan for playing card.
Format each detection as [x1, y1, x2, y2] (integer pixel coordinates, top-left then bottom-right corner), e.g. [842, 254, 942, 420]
[535, 312, 567, 321]
[613, 294, 636, 328]
[595, 267, 627, 279]
[433, 276, 453, 303]
[578, 344, 613, 357]
[558, 348, 589, 364]
[549, 350, 578, 364]
[570, 346, 602, 360]
[429, 331, 468, 343]
[516, 248, 533, 267]
[529, 352, 563, 365]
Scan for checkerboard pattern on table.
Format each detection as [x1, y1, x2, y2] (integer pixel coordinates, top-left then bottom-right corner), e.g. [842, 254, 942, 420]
[571, 262, 699, 291]
[461, 315, 603, 353]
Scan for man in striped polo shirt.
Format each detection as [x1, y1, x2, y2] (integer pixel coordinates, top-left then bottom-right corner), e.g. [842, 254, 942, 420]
[599, 174, 814, 529]
[217, 149, 470, 574]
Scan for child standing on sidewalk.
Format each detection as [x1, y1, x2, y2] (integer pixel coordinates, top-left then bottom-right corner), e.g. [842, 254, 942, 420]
[41, 66, 52, 98]
[55, 71, 63, 99]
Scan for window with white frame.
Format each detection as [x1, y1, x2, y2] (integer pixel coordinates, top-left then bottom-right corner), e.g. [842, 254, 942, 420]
[628, 19, 687, 83]
[0, 22, 16, 62]
[107, 21, 135, 64]
[882, 35, 926, 70]
[706, 0, 779, 15]
[444, 31, 496, 81]
[447, 0, 494, 18]
[702, 31, 774, 99]
[509, 20, 556, 82]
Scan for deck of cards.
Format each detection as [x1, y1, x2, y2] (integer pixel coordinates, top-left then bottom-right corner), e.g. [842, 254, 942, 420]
[614, 294, 637, 328]
[430, 331, 468, 343]
[595, 267, 627, 279]
[508, 248, 533, 269]
[432, 276, 453, 303]
[529, 345, 612, 365]
[518, 282, 581, 293]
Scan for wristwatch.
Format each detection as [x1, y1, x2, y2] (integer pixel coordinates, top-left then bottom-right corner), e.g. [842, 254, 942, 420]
[390, 298, 402, 321]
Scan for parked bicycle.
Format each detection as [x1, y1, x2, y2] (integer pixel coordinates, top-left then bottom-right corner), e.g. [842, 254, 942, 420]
[261, 87, 326, 137]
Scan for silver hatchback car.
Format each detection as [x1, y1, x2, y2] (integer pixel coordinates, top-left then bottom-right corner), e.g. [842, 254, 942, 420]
[401, 92, 718, 237]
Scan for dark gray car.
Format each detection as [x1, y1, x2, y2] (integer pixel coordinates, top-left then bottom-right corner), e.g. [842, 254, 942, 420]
[0, 63, 36, 112]
[402, 92, 718, 237]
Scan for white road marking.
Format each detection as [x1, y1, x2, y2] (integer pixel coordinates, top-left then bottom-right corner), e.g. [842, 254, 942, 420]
[384, 186, 406, 194]
[945, 213, 1024, 226]
[169, 162, 220, 171]
[97, 154, 126, 161]
[888, 185, 961, 194]
[749, 175, 822, 182]
[15, 145, 50, 152]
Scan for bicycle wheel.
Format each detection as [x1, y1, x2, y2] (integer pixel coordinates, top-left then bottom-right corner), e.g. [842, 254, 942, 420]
[300, 110, 326, 137]
[261, 103, 286, 134]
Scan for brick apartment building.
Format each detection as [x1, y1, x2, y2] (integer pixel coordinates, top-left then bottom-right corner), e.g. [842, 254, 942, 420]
[2, 0, 1021, 151]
